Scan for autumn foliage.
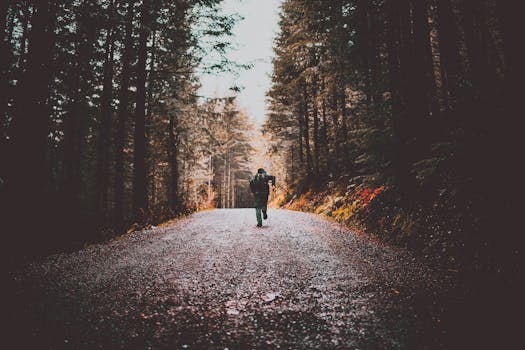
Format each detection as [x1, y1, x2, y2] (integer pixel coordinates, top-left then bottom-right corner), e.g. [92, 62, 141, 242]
[281, 181, 386, 230]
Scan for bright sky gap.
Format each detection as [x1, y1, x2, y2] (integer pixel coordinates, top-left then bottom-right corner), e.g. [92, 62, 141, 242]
[198, 0, 283, 126]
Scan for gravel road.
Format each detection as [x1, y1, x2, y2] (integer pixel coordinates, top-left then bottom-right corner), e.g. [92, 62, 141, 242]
[8, 209, 450, 349]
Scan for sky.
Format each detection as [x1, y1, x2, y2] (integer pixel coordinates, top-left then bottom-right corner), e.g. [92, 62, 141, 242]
[198, 0, 283, 126]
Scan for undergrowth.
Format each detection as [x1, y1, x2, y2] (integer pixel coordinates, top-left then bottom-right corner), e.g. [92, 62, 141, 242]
[272, 176, 473, 271]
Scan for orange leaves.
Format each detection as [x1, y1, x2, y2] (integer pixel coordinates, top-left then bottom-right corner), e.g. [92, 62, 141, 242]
[356, 185, 385, 207]
[293, 192, 310, 209]
[286, 191, 314, 211]
[280, 183, 386, 227]
[331, 185, 385, 222]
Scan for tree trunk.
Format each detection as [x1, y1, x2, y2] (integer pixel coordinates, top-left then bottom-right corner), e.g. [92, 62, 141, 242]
[330, 85, 340, 173]
[63, 61, 83, 221]
[411, 0, 438, 118]
[222, 157, 226, 208]
[132, 0, 150, 220]
[297, 107, 304, 166]
[302, 82, 313, 178]
[369, 2, 382, 105]
[385, 0, 406, 190]
[146, 28, 156, 206]
[63, 0, 97, 227]
[7, 0, 55, 248]
[232, 171, 235, 208]
[114, 0, 134, 233]
[462, 0, 490, 98]
[207, 154, 212, 203]
[0, 1, 13, 143]
[334, 0, 349, 170]
[312, 76, 320, 181]
[398, 0, 412, 110]
[386, 0, 402, 114]
[321, 93, 329, 175]
[11, 0, 55, 186]
[227, 155, 231, 208]
[96, 0, 115, 222]
[168, 113, 179, 211]
[436, 0, 462, 106]
[396, 0, 417, 193]
[357, 0, 371, 106]
[496, 1, 518, 83]
[290, 144, 295, 183]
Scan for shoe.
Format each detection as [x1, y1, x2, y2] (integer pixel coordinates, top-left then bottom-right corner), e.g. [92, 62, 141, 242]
[263, 212, 268, 220]
[257, 223, 262, 227]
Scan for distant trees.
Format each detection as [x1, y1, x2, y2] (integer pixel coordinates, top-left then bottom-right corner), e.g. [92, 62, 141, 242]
[266, 0, 519, 272]
[0, 0, 245, 256]
[199, 98, 255, 209]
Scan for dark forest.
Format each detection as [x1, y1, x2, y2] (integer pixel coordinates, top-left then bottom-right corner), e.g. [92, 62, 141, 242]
[2, 1, 522, 348]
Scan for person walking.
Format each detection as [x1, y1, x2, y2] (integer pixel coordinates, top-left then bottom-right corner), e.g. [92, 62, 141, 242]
[249, 168, 276, 227]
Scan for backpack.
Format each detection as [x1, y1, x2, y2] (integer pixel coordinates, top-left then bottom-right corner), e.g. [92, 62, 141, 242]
[253, 173, 269, 192]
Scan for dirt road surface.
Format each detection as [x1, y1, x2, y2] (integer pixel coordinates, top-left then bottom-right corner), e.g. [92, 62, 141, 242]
[8, 209, 451, 349]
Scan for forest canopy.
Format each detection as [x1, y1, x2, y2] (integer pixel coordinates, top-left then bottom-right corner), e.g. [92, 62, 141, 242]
[0, 0, 254, 258]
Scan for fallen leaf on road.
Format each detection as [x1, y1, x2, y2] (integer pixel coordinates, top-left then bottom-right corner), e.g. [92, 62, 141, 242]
[262, 292, 279, 302]
[226, 308, 239, 315]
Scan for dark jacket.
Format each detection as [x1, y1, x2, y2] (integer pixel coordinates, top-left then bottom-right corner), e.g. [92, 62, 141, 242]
[249, 173, 276, 197]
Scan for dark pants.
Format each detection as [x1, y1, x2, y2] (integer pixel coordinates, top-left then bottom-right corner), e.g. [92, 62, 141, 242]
[254, 193, 268, 225]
